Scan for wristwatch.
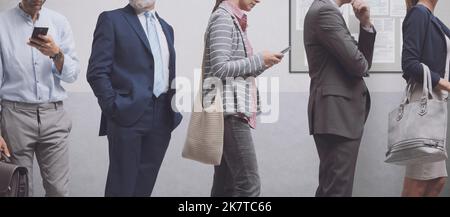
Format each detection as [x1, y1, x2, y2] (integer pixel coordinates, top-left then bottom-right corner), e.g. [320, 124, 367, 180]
[50, 50, 63, 61]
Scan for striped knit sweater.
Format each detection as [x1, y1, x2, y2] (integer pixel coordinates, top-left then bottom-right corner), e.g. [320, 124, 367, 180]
[202, 3, 266, 117]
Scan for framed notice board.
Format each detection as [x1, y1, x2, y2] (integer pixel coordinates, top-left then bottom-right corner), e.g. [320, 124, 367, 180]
[289, 0, 408, 73]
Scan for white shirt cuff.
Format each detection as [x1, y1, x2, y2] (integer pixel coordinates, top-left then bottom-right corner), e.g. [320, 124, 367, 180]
[362, 25, 375, 33]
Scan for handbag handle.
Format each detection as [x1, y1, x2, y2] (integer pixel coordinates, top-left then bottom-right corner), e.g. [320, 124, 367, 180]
[200, 7, 247, 108]
[0, 152, 11, 163]
[421, 63, 434, 101]
[401, 64, 433, 105]
[402, 81, 415, 104]
[198, 14, 223, 111]
[398, 65, 433, 118]
[421, 62, 450, 101]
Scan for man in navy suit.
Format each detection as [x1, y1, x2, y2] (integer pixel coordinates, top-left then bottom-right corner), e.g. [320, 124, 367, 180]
[87, 0, 182, 197]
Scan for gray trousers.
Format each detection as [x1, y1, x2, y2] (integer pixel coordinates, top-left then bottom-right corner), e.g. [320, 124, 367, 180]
[211, 116, 261, 197]
[313, 134, 362, 197]
[0, 100, 71, 197]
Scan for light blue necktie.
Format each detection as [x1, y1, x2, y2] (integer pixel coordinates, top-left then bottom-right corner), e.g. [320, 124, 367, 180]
[144, 12, 165, 97]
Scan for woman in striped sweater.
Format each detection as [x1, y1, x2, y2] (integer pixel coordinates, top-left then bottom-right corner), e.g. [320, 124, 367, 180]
[203, 0, 284, 197]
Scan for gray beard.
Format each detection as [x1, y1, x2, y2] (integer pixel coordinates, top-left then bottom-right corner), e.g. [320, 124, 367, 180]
[130, 0, 155, 11]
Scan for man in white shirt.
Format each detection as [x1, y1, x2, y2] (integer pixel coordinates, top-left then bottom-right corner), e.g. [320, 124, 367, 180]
[0, 0, 80, 197]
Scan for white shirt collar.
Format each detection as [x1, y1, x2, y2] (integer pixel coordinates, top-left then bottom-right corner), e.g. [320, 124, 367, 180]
[137, 9, 157, 18]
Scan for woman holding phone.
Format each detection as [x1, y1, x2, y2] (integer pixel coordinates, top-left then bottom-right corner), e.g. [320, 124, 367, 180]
[203, 0, 283, 197]
[402, 0, 450, 197]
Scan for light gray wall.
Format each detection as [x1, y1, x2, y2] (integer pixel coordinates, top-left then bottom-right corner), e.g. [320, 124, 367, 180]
[1, 0, 449, 197]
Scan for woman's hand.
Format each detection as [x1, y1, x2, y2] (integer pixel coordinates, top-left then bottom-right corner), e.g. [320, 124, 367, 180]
[437, 79, 450, 92]
[262, 51, 284, 69]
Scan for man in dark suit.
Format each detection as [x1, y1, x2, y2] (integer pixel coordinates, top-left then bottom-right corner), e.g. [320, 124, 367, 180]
[87, 0, 182, 197]
[304, 0, 376, 197]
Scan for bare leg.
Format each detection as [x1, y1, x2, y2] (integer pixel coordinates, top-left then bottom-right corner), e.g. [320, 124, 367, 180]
[424, 178, 446, 197]
[402, 177, 428, 197]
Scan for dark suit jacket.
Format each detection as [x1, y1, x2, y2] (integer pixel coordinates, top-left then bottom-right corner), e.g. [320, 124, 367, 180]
[87, 5, 182, 136]
[402, 4, 450, 88]
[304, 0, 376, 139]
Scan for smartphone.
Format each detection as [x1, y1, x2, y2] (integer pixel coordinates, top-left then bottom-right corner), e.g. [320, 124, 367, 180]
[31, 27, 49, 40]
[281, 46, 291, 54]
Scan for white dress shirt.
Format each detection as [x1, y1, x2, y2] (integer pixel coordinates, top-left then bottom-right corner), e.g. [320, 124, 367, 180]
[137, 10, 170, 94]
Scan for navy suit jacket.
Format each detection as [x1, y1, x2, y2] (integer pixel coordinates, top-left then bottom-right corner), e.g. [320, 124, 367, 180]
[402, 5, 450, 88]
[87, 5, 182, 136]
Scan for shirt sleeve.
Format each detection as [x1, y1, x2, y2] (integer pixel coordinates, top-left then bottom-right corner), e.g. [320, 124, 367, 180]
[402, 7, 441, 88]
[52, 16, 80, 83]
[316, 5, 373, 78]
[362, 25, 375, 33]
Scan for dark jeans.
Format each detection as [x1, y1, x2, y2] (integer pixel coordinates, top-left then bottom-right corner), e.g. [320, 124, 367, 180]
[105, 95, 172, 197]
[313, 134, 362, 197]
[211, 116, 260, 197]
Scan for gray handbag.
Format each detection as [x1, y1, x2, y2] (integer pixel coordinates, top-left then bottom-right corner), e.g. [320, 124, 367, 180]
[386, 63, 448, 165]
[0, 153, 29, 197]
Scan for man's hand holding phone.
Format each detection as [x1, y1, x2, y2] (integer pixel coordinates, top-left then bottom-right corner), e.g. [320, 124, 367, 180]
[28, 34, 60, 57]
[28, 27, 61, 58]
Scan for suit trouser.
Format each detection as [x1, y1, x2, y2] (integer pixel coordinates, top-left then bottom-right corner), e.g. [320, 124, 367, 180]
[313, 134, 362, 197]
[105, 96, 172, 197]
[0, 100, 71, 197]
[211, 116, 261, 197]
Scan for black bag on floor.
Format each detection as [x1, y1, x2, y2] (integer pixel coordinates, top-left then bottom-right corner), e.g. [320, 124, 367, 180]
[0, 153, 29, 197]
